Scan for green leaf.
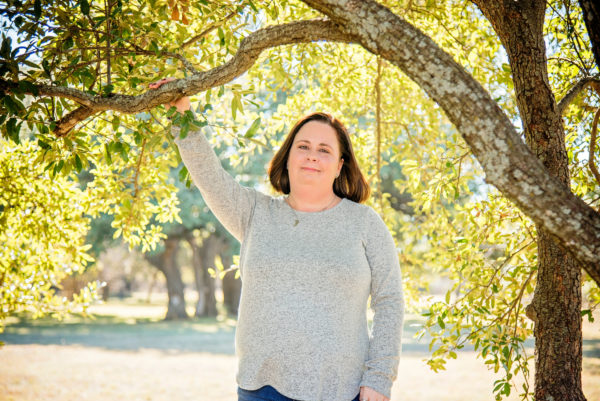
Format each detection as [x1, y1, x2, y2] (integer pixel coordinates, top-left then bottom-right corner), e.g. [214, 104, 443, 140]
[115, 142, 128, 162]
[0, 36, 11, 59]
[149, 40, 159, 54]
[111, 115, 120, 131]
[104, 143, 112, 165]
[244, 117, 261, 138]
[581, 309, 595, 323]
[102, 84, 114, 96]
[3, 95, 25, 115]
[80, 0, 90, 15]
[178, 166, 188, 182]
[5, 117, 20, 143]
[74, 154, 83, 173]
[38, 139, 51, 150]
[217, 27, 225, 46]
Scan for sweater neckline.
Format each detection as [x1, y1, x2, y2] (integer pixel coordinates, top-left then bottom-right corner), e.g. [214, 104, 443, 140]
[281, 196, 346, 216]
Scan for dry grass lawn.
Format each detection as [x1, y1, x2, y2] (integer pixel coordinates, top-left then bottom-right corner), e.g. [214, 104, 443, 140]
[1, 297, 598, 401]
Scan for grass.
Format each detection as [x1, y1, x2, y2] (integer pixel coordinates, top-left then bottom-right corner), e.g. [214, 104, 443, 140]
[0, 294, 598, 401]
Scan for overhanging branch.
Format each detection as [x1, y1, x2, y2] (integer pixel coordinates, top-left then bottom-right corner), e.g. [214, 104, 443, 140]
[301, 0, 600, 280]
[1, 19, 355, 134]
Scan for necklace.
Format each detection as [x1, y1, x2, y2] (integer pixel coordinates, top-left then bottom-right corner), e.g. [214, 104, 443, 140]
[285, 194, 339, 226]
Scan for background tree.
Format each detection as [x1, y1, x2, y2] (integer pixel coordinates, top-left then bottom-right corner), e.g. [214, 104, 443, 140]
[0, 134, 102, 334]
[1, 0, 599, 400]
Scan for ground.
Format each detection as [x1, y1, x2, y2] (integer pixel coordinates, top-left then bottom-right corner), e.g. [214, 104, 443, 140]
[0, 294, 598, 401]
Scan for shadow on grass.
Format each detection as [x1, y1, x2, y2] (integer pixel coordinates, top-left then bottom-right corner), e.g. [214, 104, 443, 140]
[3, 313, 597, 359]
[1, 314, 436, 355]
[0, 313, 237, 355]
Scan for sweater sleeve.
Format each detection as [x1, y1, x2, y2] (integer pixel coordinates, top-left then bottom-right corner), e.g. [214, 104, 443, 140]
[359, 207, 405, 399]
[172, 125, 257, 242]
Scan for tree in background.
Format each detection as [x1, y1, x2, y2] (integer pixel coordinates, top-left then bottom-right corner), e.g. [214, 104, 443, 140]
[0, 135, 102, 334]
[1, 1, 599, 399]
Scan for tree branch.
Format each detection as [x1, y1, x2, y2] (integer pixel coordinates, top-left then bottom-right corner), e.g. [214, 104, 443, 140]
[1, 19, 355, 131]
[182, 10, 237, 49]
[589, 107, 600, 187]
[54, 106, 97, 137]
[301, 0, 600, 281]
[557, 75, 600, 115]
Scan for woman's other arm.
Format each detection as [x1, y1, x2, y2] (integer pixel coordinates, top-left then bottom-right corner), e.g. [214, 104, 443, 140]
[359, 207, 405, 400]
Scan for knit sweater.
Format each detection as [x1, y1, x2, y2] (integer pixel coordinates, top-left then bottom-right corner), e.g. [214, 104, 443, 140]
[173, 125, 404, 401]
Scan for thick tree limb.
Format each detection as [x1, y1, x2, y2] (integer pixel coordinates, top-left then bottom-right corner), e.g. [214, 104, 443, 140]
[557, 75, 600, 115]
[1, 19, 354, 133]
[55, 106, 96, 137]
[301, 0, 600, 281]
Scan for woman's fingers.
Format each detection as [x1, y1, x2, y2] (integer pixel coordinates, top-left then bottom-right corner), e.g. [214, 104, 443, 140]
[148, 77, 191, 112]
[148, 77, 176, 89]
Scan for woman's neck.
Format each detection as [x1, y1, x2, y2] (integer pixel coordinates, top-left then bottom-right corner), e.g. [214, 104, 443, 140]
[286, 188, 340, 212]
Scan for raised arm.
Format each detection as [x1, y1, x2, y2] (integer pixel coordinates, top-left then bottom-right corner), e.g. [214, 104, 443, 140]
[149, 78, 257, 242]
[359, 207, 405, 399]
[172, 125, 257, 242]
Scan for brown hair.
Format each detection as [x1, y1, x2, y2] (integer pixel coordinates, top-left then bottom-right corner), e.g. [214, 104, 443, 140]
[268, 112, 370, 203]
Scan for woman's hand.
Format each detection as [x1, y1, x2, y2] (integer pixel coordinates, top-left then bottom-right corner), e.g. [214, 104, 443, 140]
[359, 386, 390, 401]
[148, 77, 191, 114]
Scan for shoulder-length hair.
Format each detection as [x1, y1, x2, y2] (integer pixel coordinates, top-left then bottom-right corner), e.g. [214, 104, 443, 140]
[268, 112, 370, 203]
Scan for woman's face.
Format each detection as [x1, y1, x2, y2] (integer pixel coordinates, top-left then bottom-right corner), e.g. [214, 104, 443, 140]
[287, 121, 344, 192]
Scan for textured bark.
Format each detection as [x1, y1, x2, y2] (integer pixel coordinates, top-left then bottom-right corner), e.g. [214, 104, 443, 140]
[579, 0, 600, 69]
[146, 238, 189, 320]
[532, 230, 584, 401]
[472, 1, 585, 399]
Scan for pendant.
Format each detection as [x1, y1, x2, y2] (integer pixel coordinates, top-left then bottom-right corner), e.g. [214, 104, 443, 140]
[294, 219, 299, 226]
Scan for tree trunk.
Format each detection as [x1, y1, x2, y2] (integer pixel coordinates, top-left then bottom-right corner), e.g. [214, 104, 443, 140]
[221, 251, 241, 316]
[472, 1, 585, 399]
[531, 231, 584, 400]
[188, 234, 222, 318]
[146, 238, 189, 320]
[579, 0, 600, 69]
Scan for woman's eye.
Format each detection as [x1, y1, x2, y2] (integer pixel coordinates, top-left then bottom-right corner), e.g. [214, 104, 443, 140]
[299, 145, 308, 149]
[319, 149, 330, 153]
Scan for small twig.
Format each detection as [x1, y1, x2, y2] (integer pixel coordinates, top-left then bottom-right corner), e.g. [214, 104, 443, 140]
[589, 107, 600, 187]
[182, 11, 237, 49]
[132, 138, 147, 198]
[105, 0, 112, 87]
[556, 75, 600, 115]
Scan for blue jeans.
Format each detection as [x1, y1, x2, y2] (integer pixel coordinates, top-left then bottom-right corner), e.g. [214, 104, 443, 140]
[237, 385, 360, 401]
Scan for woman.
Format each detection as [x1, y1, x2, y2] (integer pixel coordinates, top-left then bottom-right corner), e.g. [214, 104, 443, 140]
[149, 78, 404, 401]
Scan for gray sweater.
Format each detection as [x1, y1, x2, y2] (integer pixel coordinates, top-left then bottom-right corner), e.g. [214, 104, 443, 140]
[173, 125, 404, 400]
